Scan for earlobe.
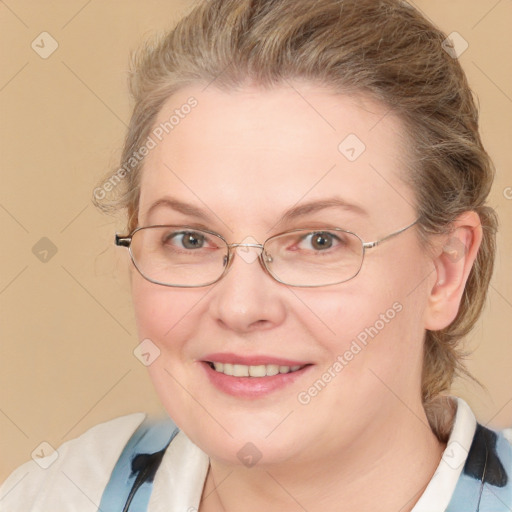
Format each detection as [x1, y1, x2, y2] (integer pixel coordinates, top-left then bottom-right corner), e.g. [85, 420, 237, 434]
[424, 212, 483, 331]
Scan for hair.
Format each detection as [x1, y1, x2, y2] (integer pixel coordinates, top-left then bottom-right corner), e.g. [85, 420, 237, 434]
[94, 0, 498, 437]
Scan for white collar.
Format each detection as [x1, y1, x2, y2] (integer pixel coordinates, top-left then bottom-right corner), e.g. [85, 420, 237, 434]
[148, 427, 209, 512]
[412, 397, 476, 511]
[149, 397, 476, 511]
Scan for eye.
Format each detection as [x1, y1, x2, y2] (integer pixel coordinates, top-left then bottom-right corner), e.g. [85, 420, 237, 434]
[297, 231, 343, 251]
[163, 230, 208, 250]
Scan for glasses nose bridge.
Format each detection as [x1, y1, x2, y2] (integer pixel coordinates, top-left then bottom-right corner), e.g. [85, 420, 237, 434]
[227, 242, 264, 250]
[224, 241, 273, 274]
[226, 241, 266, 262]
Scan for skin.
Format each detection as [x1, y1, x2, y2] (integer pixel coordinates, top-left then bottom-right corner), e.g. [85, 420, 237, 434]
[127, 83, 482, 511]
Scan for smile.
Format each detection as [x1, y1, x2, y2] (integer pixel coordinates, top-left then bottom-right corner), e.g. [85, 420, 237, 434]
[207, 362, 304, 377]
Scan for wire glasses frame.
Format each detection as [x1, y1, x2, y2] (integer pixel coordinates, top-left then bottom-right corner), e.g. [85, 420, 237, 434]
[115, 219, 419, 288]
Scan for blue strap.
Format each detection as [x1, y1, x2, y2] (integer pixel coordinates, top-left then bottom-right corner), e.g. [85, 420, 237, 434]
[446, 424, 512, 511]
[98, 416, 179, 512]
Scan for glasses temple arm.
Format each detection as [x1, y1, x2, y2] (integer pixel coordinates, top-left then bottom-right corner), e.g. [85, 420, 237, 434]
[115, 234, 132, 247]
[362, 219, 419, 250]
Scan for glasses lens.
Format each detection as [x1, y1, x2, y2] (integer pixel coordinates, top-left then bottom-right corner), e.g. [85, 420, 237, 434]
[263, 229, 363, 286]
[130, 226, 228, 286]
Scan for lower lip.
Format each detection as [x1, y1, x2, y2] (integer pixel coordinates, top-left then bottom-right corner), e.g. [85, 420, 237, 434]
[201, 362, 313, 398]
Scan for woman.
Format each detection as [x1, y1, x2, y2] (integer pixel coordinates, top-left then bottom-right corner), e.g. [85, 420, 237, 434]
[1, 0, 510, 510]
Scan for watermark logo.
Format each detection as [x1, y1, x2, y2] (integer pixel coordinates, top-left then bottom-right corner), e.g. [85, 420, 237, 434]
[31, 441, 59, 469]
[134, 338, 161, 366]
[236, 236, 261, 264]
[31, 32, 59, 59]
[442, 441, 468, 470]
[338, 133, 366, 162]
[32, 237, 58, 263]
[443, 236, 468, 263]
[237, 442, 262, 467]
[442, 32, 469, 59]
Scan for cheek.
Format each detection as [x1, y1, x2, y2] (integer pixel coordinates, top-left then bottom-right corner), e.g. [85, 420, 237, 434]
[131, 280, 172, 340]
[131, 277, 207, 426]
[130, 275, 213, 397]
[300, 255, 428, 372]
[293, 290, 425, 427]
[295, 285, 407, 349]
[131, 276, 202, 351]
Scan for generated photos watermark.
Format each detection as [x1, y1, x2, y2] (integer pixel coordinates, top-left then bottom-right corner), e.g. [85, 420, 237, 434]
[93, 96, 198, 201]
[297, 301, 403, 405]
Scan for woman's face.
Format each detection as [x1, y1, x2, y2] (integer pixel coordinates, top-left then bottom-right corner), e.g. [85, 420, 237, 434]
[131, 83, 435, 467]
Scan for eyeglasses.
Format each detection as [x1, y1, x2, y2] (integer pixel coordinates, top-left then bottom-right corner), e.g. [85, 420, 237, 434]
[115, 220, 418, 288]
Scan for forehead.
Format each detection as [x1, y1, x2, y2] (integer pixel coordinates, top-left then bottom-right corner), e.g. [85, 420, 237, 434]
[138, 83, 415, 231]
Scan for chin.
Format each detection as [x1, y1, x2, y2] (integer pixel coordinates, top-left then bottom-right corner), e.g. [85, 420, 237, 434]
[197, 432, 302, 468]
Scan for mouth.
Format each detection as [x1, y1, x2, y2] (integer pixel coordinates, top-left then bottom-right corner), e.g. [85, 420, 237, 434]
[200, 354, 313, 398]
[205, 361, 307, 377]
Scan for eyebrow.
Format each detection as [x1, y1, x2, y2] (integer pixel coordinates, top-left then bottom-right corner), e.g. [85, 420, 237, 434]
[144, 196, 367, 226]
[145, 197, 211, 221]
[277, 197, 367, 225]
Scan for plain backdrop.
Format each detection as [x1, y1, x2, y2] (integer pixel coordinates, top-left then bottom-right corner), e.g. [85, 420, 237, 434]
[1, 0, 511, 482]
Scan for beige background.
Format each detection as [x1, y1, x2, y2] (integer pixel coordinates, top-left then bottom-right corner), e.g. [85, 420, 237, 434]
[0, 0, 511, 482]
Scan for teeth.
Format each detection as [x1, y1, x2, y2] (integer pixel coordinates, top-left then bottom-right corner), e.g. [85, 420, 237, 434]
[233, 364, 249, 377]
[266, 364, 280, 376]
[249, 365, 266, 377]
[211, 362, 303, 377]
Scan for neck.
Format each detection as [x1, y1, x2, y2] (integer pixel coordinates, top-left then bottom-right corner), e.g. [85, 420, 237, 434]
[199, 404, 446, 512]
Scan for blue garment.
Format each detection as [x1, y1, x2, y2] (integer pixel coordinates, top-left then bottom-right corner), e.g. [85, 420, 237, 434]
[99, 419, 512, 511]
[98, 417, 179, 512]
[446, 425, 511, 511]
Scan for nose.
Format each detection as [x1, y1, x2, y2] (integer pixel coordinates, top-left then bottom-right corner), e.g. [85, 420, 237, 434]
[207, 243, 287, 334]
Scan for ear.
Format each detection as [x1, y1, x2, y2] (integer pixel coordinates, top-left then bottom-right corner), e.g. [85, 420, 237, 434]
[423, 211, 483, 331]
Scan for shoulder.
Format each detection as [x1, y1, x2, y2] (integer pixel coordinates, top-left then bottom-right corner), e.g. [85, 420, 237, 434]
[0, 412, 146, 512]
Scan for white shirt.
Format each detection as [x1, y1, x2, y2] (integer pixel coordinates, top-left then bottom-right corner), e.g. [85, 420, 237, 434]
[0, 398, 481, 511]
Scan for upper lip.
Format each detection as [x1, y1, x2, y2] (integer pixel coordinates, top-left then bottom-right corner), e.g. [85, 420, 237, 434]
[201, 352, 311, 367]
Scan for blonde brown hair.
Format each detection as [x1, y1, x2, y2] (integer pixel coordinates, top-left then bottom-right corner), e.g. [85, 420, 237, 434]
[94, 0, 498, 427]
